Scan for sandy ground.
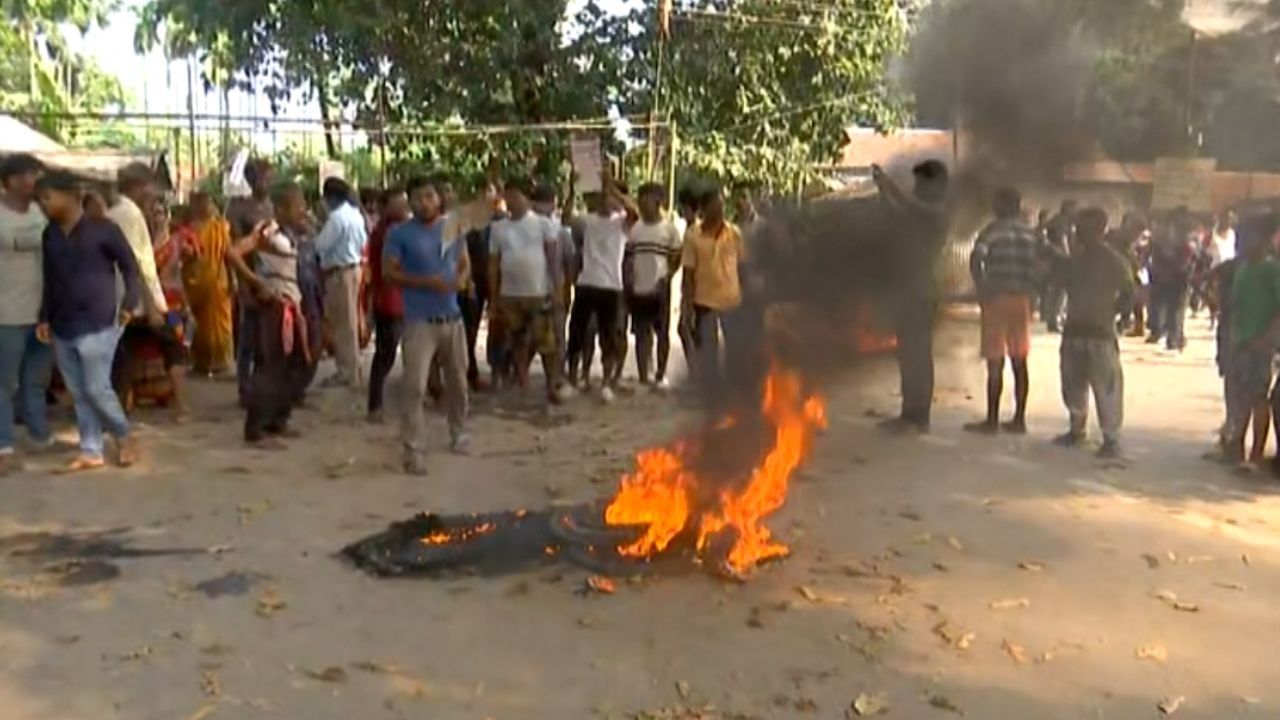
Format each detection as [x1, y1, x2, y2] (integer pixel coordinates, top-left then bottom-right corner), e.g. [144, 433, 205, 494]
[1, 309, 1279, 720]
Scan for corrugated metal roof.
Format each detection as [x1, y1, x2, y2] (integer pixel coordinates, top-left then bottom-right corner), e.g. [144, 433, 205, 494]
[0, 115, 67, 154]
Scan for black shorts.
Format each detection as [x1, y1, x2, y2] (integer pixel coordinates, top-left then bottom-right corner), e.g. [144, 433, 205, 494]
[629, 293, 667, 336]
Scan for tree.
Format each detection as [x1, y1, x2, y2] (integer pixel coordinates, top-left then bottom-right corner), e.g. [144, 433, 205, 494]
[623, 0, 909, 190]
[136, 0, 628, 175]
[0, 0, 126, 143]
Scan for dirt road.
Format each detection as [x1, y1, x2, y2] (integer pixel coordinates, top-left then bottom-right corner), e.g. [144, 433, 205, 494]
[1, 312, 1277, 720]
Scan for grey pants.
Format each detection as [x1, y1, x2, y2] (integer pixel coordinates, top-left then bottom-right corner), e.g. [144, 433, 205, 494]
[400, 319, 469, 459]
[1060, 335, 1124, 444]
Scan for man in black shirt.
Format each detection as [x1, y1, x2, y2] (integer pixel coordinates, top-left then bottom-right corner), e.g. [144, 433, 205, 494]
[35, 172, 142, 472]
[1041, 200, 1077, 333]
[873, 160, 949, 435]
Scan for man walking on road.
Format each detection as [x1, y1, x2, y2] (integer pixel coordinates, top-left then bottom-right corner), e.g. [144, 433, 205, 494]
[0, 154, 55, 474]
[314, 177, 369, 388]
[1050, 207, 1134, 460]
[966, 187, 1041, 435]
[384, 178, 471, 476]
[36, 172, 143, 472]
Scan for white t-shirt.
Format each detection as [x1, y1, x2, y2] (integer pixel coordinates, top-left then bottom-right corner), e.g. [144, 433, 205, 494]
[578, 213, 629, 291]
[106, 196, 168, 313]
[490, 212, 554, 298]
[627, 220, 682, 295]
[0, 201, 46, 326]
[1210, 229, 1236, 268]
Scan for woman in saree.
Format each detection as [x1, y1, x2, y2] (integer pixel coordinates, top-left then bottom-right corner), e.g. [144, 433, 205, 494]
[184, 192, 235, 376]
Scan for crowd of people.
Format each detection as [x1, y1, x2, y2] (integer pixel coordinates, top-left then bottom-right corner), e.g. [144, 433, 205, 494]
[6, 147, 1278, 478]
[0, 153, 757, 476]
[961, 181, 1280, 470]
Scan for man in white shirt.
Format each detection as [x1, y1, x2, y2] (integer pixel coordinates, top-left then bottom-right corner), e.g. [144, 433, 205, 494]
[566, 177, 637, 402]
[625, 183, 683, 389]
[314, 177, 369, 388]
[109, 163, 188, 415]
[531, 183, 577, 393]
[488, 177, 563, 403]
[1209, 210, 1237, 268]
[0, 154, 56, 473]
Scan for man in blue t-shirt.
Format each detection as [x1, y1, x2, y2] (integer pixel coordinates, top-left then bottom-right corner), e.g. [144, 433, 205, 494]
[384, 178, 471, 476]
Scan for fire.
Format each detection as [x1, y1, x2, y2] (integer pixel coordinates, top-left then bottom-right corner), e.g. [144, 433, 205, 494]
[421, 522, 497, 545]
[603, 364, 827, 574]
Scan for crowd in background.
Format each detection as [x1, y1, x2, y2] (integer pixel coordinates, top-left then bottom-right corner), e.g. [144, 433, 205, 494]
[967, 188, 1280, 472]
[0, 153, 759, 476]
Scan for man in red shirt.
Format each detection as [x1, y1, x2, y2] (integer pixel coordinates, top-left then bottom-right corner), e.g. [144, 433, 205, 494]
[364, 188, 410, 422]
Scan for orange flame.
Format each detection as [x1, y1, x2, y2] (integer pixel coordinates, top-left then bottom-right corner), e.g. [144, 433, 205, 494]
[603, 364, 826, 574]
[421, 522, 497, 545]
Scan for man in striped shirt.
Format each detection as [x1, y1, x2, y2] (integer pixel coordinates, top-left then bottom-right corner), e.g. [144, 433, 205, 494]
[966, 187, 1042, 434]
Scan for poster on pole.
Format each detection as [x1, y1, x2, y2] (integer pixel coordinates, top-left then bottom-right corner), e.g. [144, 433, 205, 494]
[319, 160, 346, 190]
[571, 135, 603, 193]
[1152, 157, 1216, 212]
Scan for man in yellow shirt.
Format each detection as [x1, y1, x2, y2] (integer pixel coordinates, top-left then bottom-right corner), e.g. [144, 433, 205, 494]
[681, 186, 745, 389]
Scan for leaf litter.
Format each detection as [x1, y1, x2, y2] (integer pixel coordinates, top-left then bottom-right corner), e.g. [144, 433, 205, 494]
[849, 692, 889, 717]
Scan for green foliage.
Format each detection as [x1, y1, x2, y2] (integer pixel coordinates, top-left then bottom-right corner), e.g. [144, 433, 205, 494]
[1077, 0, 1196, 161]
[136, 0, 907, 189]
[625, 0, 909, 191]
[0, 0, 126, 143]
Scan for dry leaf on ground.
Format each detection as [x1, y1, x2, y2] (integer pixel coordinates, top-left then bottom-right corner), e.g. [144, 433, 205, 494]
[187, 704, 218, 720]
[926, 693, 963, 715]
[1001, 639, 1028, 663]
[989, 598, 1031, 610]
[255, 588, 287, 618]
[201, 670, 222, 697]
[1142, 554, 1161, 569]
[1152, 589, 1178, 603]
[1018, 561, 1045, 572]
[850, 692, 889, 716]
[1136, 644, 1169, 663]
[585, 576, 616, 595]
[796, 585, 820, 602]
[675, 680, 691, 701]
[302, 666, 348, 684]
[932, 622, 975, 651]
[1212, 582, 1246, 592]
[946, 536, 964, 551]
[1171, 601, 1200, 613]
[1158, 696, 1186, 716]
[119, 645, 153, 662]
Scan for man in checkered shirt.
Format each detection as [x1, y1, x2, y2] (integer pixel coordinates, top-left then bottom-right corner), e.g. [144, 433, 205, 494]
[966, 187, 1043, 435]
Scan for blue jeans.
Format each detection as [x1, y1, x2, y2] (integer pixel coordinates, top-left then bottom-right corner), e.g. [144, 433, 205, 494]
[0, 324, 54, 452]
[54, 326, 129, 460]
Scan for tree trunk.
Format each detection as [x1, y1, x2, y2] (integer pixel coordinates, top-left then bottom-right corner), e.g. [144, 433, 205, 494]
[316, 74, 340, 159]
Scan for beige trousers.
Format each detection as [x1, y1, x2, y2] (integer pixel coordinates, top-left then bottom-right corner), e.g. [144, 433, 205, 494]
[400, 319, 469, 458]
[323, 266, 362, 384]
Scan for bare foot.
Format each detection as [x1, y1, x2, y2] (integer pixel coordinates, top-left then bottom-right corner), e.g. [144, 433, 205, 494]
[60, 456, 106, 474]
[116, 436, 140, 467]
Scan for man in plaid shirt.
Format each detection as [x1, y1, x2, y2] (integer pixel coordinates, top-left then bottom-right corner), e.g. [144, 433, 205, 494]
[966, 187, 1043, 434]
